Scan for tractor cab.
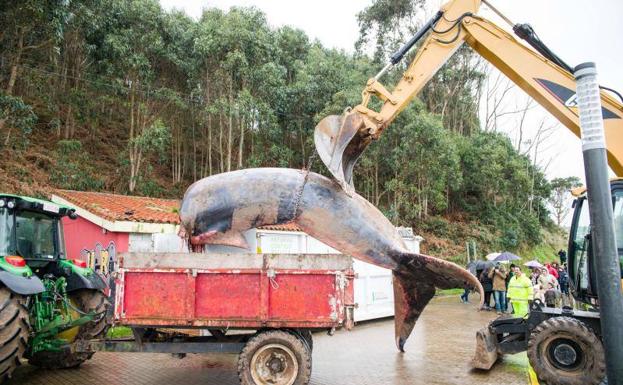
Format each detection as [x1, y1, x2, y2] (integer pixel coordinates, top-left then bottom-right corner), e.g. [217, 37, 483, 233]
[0, 194, 77, 269]
[567, 179, 623, 306]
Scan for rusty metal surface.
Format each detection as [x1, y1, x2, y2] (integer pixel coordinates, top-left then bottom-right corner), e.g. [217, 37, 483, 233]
[115, 253, 354, 330]
[120, 252, 353, 271]
[472, 327, 499, 369]
[179, 168, 484, 351]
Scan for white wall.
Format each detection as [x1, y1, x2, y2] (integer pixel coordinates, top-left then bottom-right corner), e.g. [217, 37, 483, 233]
[128, 233, 189, 253]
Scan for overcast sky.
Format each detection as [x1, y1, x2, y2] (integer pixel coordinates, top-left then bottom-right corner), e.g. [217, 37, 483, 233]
[159, 0, 623, 184]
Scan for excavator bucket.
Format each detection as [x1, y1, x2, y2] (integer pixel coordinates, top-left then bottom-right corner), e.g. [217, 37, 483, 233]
[314, 111, 371, 189]
[471, 326, 499, 370]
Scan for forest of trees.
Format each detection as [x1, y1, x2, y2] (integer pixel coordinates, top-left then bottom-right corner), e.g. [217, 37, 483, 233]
[0, 0, 556, 253]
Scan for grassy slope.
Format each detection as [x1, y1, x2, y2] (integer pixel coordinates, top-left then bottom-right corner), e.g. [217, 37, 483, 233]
[517, 227, 567, 265]
[418, 217, 567, 266]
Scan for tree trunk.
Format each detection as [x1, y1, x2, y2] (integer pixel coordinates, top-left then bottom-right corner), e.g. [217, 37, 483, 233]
[238, 115, 244, 169]
[128, 81, 136, 192]
[227, 80, 233, 172]
[208, 114, 212, 176]
[192, 119, 197, 181]
[2, 29, 25, 145]
[206, 81, 213, 176]
[374, 160, 379, 206]
[219, 112, 224, 173]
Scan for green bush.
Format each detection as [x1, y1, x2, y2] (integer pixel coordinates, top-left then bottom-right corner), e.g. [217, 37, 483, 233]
[0, 93, 37, 149]
[51, 140, 104, 191]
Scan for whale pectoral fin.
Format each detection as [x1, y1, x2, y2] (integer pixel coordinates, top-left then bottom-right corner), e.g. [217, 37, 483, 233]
[393, 271, 436, 352]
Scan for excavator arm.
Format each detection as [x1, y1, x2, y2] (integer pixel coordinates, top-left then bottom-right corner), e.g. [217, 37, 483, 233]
[315, 0, 623, 189]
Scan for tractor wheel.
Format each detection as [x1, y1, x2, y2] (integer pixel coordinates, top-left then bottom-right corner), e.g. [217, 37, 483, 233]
[527, 316, 605, 385]
[29, 289, 111, 369]
[0, 287, 29, 382]
[238, 330, 312, 385]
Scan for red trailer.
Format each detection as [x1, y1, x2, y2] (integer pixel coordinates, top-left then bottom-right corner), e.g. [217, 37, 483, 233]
[77, 252, 355, 385]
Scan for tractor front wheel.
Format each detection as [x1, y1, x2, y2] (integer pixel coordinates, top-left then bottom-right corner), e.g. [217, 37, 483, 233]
[0, 287, 29, 382]
[28, 289, 111, 369]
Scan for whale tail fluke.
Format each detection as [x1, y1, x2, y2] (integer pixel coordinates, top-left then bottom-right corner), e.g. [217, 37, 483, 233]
[392, 252, 484, 352]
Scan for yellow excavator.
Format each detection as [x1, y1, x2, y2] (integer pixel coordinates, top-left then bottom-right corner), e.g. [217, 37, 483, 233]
[314, 1, 623, 384]
[315, 0, 623, 189]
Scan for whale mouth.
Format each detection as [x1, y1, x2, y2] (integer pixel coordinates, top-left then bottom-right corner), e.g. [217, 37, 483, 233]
[190, 230, 250, 250]
[190, 230, 218, 245]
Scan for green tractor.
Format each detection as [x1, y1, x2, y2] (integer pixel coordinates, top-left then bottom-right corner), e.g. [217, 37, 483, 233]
[0, 194, 111, 382]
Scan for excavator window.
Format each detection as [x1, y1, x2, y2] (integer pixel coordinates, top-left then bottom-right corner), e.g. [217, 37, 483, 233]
[612, 192, 623, 276]
[569, 198, 591, 292]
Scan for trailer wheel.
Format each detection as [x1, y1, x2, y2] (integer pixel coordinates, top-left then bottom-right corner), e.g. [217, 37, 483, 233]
[290, 330, 313, 353]
[527, 316, 605, 385]
[29, 289, 111, 369]
[0, 287, 29, 382]
[238, 330, 312, 385]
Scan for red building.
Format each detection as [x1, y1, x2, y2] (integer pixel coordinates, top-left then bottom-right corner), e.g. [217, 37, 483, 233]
[51, 190, 182, 264]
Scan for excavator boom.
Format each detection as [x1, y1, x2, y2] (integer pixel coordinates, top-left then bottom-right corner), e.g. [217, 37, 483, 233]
[315, 0, 623, 188]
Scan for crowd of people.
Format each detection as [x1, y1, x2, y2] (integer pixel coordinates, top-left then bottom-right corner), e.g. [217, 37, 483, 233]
[462, 257, 571, 317]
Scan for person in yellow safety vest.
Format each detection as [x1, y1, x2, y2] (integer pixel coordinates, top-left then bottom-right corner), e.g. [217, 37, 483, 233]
[507, 265, 533, 317]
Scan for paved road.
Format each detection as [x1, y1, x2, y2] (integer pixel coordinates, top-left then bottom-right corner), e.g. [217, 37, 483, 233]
[11, 296, 529, 385]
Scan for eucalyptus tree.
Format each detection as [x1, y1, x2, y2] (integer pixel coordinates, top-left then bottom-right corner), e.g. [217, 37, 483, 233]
[0, 0, 70, 144]
[87, 0, 173, 191]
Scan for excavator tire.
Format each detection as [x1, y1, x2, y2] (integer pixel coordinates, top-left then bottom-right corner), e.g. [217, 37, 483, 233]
[527, 316, 605, 385]
[29, 289, 111, 369]
[0, 287, 29, 383]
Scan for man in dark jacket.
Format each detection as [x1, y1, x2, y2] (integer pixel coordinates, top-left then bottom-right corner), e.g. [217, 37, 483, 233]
[558, 249, 567, 264]
[480, 267, 494, 310]
[558, 265, 569, 295]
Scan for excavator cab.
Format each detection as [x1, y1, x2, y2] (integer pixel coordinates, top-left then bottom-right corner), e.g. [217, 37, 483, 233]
[567, 179, 623, 305]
